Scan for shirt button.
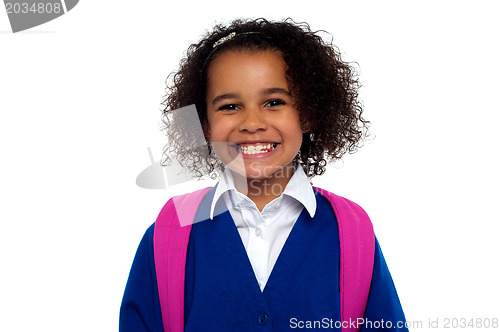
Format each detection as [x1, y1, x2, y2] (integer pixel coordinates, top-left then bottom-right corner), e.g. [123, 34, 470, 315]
[258, 312, 268, 325]
[255, 228, 261, 236]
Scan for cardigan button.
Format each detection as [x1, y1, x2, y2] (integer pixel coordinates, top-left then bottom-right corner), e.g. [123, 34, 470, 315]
[258, 312, 268, 325]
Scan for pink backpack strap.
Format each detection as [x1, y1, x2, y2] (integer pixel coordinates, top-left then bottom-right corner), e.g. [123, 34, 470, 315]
[314, 187, 375, 332]
[153, 187, 212, 332]
[154, 186, 374, 332]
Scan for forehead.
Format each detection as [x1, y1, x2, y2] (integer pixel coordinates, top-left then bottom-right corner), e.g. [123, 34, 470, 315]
[206, 50, 288, 88]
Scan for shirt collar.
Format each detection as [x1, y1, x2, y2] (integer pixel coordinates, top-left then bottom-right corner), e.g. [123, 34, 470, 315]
[209, 164, 316, 220]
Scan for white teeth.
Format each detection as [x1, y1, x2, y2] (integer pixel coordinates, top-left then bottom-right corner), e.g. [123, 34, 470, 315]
[238, 143, 276, 155]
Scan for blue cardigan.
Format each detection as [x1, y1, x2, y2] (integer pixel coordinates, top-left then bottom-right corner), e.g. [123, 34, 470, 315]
[120, 193, 408, 331]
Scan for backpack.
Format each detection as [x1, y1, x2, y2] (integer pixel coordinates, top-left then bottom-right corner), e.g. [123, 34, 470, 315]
[153, 186, 375, 332]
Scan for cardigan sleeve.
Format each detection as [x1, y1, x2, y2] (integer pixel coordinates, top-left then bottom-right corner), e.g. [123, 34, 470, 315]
[119, 224, 164, 332]
[361, 238, 409, 331]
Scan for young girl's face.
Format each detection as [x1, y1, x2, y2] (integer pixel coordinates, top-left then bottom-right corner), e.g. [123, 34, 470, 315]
[205, 50, 304, 183]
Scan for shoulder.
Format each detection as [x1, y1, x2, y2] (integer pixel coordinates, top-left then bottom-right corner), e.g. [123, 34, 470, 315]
[313, 186, 374, 236]
[155, 186, 215, 228]
[313, 186, 369, 216]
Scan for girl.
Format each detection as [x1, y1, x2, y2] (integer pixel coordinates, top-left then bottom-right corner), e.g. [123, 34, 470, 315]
[120, 18, 408, 331]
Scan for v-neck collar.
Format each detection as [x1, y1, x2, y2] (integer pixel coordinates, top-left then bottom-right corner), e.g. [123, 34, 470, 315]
[208, 194, 326, 317]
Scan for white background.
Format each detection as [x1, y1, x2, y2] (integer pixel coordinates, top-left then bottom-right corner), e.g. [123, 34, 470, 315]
[1, 1, 499, 331]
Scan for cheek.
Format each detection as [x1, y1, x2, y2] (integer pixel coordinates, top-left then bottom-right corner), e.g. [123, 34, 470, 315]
[206, 116, 228, 141]
[208, 112, 240, 135]
[205, 111, 219, 139]
[288, 121, 305, 150]
[287, 118, 304, 138]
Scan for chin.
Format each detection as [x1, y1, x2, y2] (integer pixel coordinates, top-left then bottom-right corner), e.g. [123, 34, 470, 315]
[246, 166, 286, 181]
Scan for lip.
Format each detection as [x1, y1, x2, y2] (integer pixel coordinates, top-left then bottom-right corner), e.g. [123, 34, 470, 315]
[234, 140, 280, 145]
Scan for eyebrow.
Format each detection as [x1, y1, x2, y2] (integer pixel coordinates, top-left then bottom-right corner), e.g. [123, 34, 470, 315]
[211, 87, 291, 105]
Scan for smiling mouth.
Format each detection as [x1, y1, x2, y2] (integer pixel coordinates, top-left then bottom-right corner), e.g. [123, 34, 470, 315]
[235, 143, 278, 155]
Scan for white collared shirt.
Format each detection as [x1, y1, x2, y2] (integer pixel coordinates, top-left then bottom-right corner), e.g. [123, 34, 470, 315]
[209, 165, 316, 291]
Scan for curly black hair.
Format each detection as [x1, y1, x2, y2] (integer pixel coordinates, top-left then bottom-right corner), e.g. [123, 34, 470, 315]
[161, 18, 369, 179]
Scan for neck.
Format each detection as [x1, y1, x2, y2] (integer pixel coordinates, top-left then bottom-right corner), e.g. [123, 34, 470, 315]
[231, 164, 295, 211]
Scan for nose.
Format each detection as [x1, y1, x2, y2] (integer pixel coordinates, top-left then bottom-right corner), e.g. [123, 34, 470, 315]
[239, 108, 267, 133]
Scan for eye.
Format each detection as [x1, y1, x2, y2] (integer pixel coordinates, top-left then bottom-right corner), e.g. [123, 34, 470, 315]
[265, 99, 286, 107]
[218, 104, 240, 112]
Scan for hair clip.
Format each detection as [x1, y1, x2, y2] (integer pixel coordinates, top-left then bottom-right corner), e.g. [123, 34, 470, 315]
[202, 31, 268, 73]
[213, 32, 237, 48]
